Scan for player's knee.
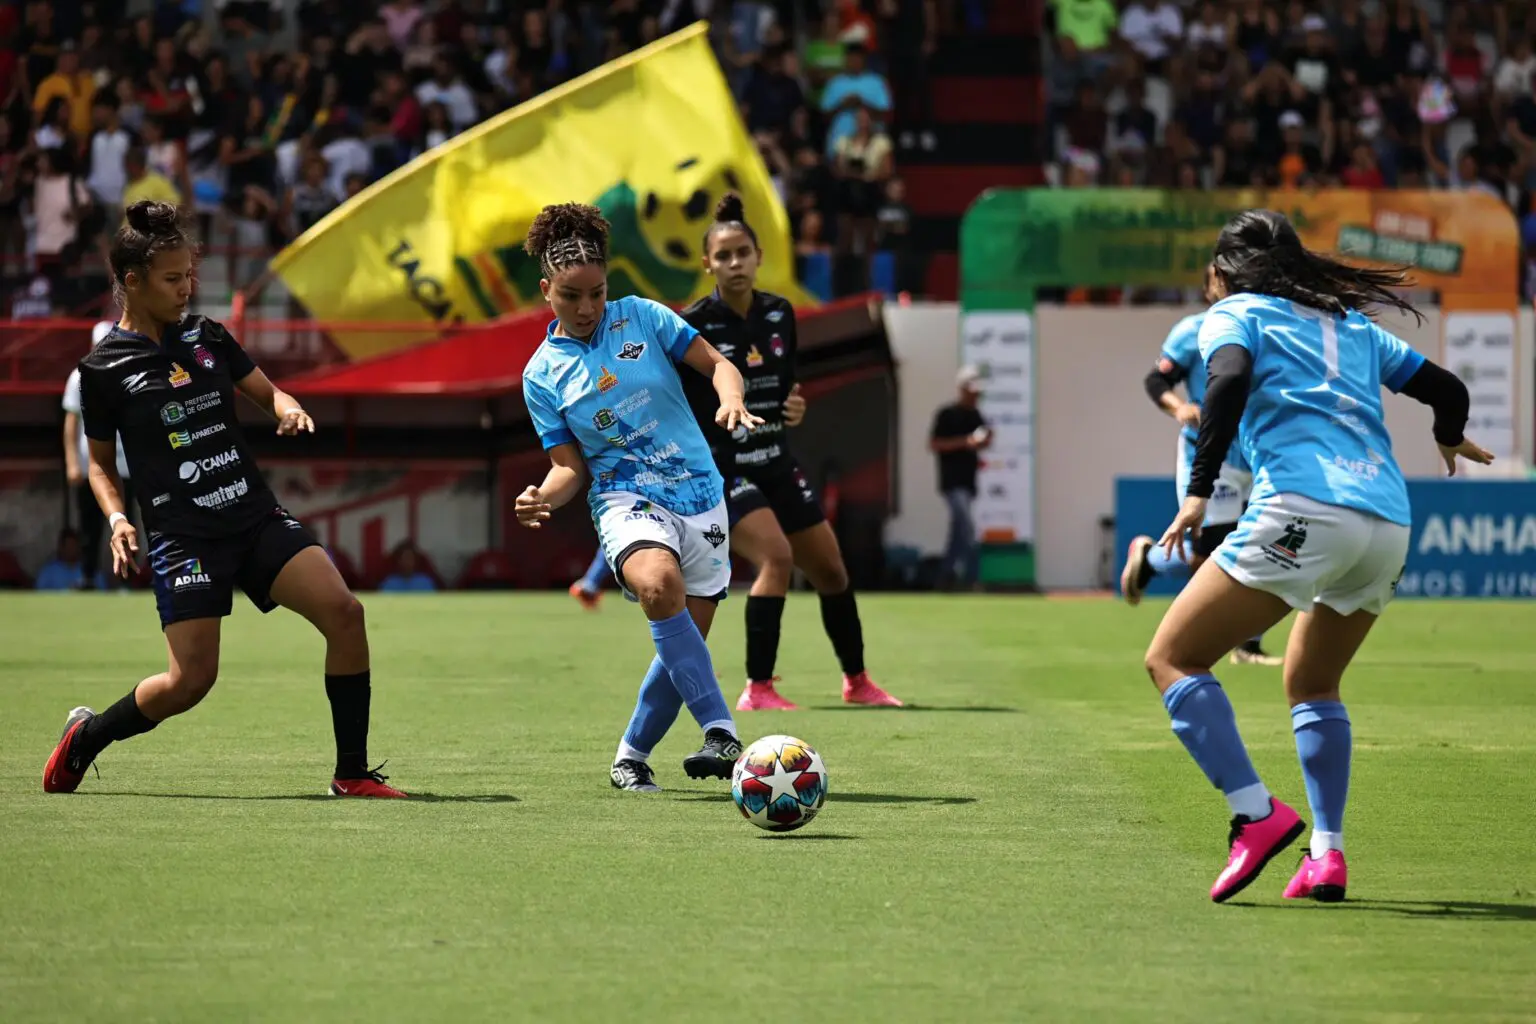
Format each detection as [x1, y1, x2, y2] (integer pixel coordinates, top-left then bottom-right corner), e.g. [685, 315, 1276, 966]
[807, 559, 849, 595]
[319, 593, 366, 640]
[168, 659, 219, 710]
[756, 544, 794, 588]
[633, 571, 685, 619]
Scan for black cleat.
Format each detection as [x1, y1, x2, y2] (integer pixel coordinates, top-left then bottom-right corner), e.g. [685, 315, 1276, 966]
[610, 758, 662, 792]
[682, 728, 742, 780]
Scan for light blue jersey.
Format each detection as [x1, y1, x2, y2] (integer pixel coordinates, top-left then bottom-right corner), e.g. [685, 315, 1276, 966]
[1162, 313, 1250, 479]
[1197, 293, 1425, 527]
[523, 295, 725, 517]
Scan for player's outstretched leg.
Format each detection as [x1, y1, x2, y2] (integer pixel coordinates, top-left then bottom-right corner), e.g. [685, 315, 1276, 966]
[622, 548, 741, 780]
[1281, 605, 1374, 902]
[44, 618, 220, 793]
[789, 521, 902, 707]
[570, 547, 611, 611]
[1145, 561, 1300, 902]
[731, 509, 799, 710]
[1122, 533, 1198, 606]
[268, 546, 405, 798]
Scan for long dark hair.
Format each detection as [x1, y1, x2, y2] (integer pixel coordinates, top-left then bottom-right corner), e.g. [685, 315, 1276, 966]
[1211, 209, 1423, 323]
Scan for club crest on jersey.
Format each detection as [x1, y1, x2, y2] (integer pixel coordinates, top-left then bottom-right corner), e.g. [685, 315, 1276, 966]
[617, 341, 646, 360]
[702, 523, 726, 548]
[609, 317, 630, 331]
[770, 334, 785, 358]
[1262, 517, 1310, 569]
[593, 408, 616, 430]
[765, 309, 784, 323]
[168, 362, 192, 387]
[597, 365, 619, 392]
[746, 345, 764, 368]
[192, 344, 216, 370]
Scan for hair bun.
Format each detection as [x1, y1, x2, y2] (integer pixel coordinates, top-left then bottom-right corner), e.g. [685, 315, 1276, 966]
[714, 192, 746, 223]
[125, 200, 179, 235]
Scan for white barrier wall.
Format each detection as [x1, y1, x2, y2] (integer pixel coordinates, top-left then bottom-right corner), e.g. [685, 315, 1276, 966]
[885, 303, 1534, 589]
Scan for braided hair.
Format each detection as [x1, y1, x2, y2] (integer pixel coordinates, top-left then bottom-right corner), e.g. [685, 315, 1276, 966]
[524, 202, 610, 279]
[1211, 209, 1423, 323]
[702, 192, 759, 252]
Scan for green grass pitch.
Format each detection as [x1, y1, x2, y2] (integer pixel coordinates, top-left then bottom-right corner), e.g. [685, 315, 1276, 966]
[2, 593, 1533, 1022]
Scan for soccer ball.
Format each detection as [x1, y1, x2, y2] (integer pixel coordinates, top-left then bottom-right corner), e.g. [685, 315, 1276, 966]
[730, 735, 828, 833]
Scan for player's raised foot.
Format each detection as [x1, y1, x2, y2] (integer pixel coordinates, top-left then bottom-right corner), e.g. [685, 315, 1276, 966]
[329, 763, 408, 798]
[1121, 535, 1154, 606]
[737, 678, 800, 711]
[1283, 850, 1348, 902]
[842, 671, 904, 707]
[1211, 798, 1305, 903]
[568, 581, 601, 611]
[1230, 639, 1283, 666]
[610, 758, 662, 792]
[682, 728, 743, 780]
[43, 706, 97, 794]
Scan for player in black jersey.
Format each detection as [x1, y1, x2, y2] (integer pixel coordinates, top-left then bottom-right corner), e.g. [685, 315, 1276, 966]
[42, 201, 405, 798]
[678, 194, 903, 711]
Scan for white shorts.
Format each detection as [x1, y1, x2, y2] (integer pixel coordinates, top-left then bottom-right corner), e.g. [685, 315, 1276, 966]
[1176, 436, 1252, 526]
[592, 491, 732, 600]
[1213, 492, 1410, 617]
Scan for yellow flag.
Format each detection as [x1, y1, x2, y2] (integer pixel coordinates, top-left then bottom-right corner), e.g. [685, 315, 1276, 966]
[270, 23, 815, 360]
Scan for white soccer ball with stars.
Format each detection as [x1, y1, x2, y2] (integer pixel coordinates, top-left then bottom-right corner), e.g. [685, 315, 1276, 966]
[731, 735, 828, 833]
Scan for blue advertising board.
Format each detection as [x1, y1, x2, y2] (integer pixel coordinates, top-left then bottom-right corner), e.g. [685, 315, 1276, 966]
[1114, 478, 1536, 599]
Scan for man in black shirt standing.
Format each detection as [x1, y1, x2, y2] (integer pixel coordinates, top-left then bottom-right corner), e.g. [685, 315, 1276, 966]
[929, 366, 992, 589]
[42, 201, 404, 799]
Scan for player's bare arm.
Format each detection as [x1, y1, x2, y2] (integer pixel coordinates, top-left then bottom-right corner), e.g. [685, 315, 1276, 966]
[518, 443, 587, 528]
[235, 367, 314, 435]
[680, 335, 762, 432]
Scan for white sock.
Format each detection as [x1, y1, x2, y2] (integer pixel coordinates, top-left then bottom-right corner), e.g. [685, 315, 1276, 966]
[1225, 782, 1273, 820]
[1310, 830, 1344, 860]
[615, 741, 649, 765]
[702, 718, 736, 737]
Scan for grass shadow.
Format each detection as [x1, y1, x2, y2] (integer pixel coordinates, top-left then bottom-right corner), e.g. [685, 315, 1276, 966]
[80, 791, 519, 804]
[669, 790, 976, 806]
[757, 833, 859, 841]
[1231, 898, 1536, 922]
[811, 704, 1020, 714]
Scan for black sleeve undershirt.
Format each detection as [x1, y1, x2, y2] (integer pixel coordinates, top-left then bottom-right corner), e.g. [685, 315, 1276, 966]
[1186, 344, 1252, 499]
[1143, 362, 1187, 405]
[1397, 359, 1470, 447]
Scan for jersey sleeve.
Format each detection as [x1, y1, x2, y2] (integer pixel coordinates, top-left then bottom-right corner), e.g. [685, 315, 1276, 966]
[639, 298, 699, 363]
[208, 319, 258, 381]
[62, 368, 82, 414]
[1159, 316, 1202, 375]
[1371, 322, 1427, 392]
[1197, 304, 1252, 361]
[78, 364, 116, 442]
[522, 373, 575, 451]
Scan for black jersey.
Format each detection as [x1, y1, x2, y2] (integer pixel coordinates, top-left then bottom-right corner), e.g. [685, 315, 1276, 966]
[77, 316, 279, 540]
[678, 289, 798, 474]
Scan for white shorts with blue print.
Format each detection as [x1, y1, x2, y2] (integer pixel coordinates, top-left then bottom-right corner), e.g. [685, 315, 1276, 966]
[1214, 492, 1410, 617]
[1176, 434, 1252, 526]
[591, 491, 732, 600]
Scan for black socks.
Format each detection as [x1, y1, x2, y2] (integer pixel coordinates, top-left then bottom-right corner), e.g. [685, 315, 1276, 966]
[324, 670, 371, 779]
[78, 688, 159, 762]
[744, 595, 786, 682]
[818, 587, 865, 677]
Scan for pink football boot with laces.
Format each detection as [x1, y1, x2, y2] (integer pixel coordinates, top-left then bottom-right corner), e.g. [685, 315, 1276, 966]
[1283, 850, 1348, 902]
[1210, 798, 1305, 903]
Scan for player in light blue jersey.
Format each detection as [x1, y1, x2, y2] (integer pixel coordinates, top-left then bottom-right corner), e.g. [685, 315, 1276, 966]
[1142, 210, 1492, 903]
[1123, 271, 1279, 666]
[516, 203, 764, 793]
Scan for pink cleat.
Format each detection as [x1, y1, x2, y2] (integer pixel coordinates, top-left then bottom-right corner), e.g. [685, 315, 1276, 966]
[1283, 850, 1348, 902]
[568, 581, 601, 610]
[736, 679, 800, 711]
[842, 672, 904, 707]
[1210, 798, 1306, 903]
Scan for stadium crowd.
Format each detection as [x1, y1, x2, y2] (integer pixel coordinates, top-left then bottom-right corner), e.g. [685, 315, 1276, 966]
[1048, 0, 1536, 297]
[0, 0, 930, 315]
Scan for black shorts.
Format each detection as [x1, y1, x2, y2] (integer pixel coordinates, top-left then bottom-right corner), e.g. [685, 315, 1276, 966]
[726, 458, 826, 535]
[147, 507, 321, 629]
[1195, 520, 1240, 558]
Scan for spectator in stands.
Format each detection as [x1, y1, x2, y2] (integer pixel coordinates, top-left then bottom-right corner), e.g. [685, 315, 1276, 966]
[31, 148, 93, 280]
[379, 542, 437, 592]
[417, 52, 480, 132]
[1052, 0, 1118, 60]
[34, 96, 73, 151]
[743, 45, 805, 135]
[35, 529, 85, 592]
[819, 43, 890, 158]
[122, 146, 182, 213]
[874, 175, 920, 294]
[833, 105, 893, 256]
[62, 322, 133, 592]
[930, 367, 991, 591]
[1341, 139, 1387, 189]
[1120, 1, 1183, 75]
[1495, 35, 1536, 102]
[32, 42, 94, 142]
[1276, 110, 1324, 187]
[284, 153, 341, 239]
